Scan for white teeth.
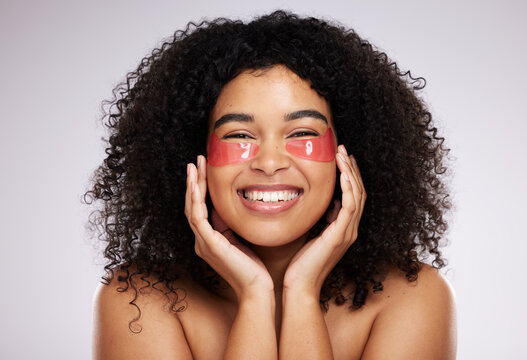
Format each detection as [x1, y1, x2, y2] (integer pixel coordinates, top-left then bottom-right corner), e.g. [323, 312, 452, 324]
[243, 190, 300, 203]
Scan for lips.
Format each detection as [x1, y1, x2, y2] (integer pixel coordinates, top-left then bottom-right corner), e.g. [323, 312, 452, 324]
[237, 185, 303, 214]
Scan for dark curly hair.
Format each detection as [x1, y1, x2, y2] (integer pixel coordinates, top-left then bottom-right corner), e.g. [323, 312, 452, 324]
[85, 10, 450, 327]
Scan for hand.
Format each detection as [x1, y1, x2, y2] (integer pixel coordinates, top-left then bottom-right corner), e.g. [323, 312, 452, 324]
[184, 155, 274, 301]
[283, 145, 366, 297]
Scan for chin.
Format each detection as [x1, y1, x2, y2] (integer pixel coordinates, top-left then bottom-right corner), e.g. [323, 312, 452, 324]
[230, 220, 312, 248]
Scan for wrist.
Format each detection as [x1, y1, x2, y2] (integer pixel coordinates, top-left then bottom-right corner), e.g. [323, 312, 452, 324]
[282, 286, 320, 307]
[238, 288, 276, 310]
[237, 292, 276, 324]
[230, 273, 275, 302]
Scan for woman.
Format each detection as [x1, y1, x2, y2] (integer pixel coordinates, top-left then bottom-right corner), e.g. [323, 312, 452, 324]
[88, 10, 456, 359]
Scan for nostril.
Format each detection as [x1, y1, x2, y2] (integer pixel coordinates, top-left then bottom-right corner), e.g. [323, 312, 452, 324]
[249, 145, 290, 175]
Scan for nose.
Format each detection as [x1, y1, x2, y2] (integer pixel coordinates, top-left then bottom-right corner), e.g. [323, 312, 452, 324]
[250, 138, 290, 176]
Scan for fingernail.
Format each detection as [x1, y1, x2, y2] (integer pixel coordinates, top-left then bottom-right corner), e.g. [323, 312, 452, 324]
[341, 146, 348, 155]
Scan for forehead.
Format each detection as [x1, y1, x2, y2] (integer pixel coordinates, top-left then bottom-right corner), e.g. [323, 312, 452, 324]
[209, 65, 332, 128]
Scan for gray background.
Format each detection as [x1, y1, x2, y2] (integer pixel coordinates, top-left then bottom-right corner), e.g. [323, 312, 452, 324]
[1, 0, 526, 358]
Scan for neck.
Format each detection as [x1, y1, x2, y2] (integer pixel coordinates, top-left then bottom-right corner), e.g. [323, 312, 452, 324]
[213, 234, 307, 306]
[250, 236, 307, 340]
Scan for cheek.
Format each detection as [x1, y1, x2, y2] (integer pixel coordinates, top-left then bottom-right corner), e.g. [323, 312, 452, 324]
[206, 165, 239, 222]
[207, 166, 228, 203]
[308, 161, 337, 206]
[320, 165, 337, 198]
[297, 157, 336, 195]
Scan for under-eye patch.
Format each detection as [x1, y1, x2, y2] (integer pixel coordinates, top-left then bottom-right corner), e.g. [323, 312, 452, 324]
[207, 134, 259, 166]
[285, 128, 336, 162]
[207, 128, 336, 166]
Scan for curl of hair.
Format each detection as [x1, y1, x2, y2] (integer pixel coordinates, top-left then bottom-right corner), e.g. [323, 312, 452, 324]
[84, 10, 451, 328]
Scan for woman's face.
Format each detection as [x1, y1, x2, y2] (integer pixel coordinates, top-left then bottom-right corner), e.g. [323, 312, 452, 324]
[207, 65, 337, 247]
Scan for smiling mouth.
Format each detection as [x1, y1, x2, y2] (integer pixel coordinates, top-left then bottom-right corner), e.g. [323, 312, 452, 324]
[236, 186, 303, 214]
[239, 189, 302, 203]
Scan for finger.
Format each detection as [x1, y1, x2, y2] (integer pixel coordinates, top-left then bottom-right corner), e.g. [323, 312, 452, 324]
[333, 153, 356, 229]
[187, 163, 208, 220]
[338, 146, 360, 194]
[343, 153, 366, 240]
[337, 147, 362, 213]
[352, 156, 366, 214]
[337, 150, 366, 242]
[197, 155, 207, 203]
[190, 180, 218, 250]
[346, 154, 366, 217]
[349, 155, 365, 191]
[196, 155, 209, 218]
[355, 161, 367, 231]
[191, 186, 253, 273]
[186, 172, 205, 247]
[346, 156, 365, 210]
[184, 163, 195, 222]
[336, 147, 355, 189]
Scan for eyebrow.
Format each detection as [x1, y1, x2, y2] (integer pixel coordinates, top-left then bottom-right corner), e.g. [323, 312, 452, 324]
[213, 109, 328, 129]
[285, 110, 328, 123]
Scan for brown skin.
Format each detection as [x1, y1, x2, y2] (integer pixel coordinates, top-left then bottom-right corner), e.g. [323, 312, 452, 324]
[207, 66, 336, 249]
[93, 265, 456, 359]
[93, 66, 457, 359]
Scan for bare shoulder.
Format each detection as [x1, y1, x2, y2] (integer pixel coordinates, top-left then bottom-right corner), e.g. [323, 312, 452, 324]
[93, 270, 193, 360]
[361, 264, 457, 360]
[380, 264, 456, 305]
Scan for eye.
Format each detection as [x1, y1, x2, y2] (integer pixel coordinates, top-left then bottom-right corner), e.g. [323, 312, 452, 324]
[223, 133, 254, 140]
[289, 130, 319, 138]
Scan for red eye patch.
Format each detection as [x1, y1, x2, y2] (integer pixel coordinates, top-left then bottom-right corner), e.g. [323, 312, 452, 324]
[207, 128, 336, 166]
[285, 128, 336, 162]
[207, 134, 259, 166]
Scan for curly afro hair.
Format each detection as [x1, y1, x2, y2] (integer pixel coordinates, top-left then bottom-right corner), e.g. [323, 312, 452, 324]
[85, 10, 451, 322]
